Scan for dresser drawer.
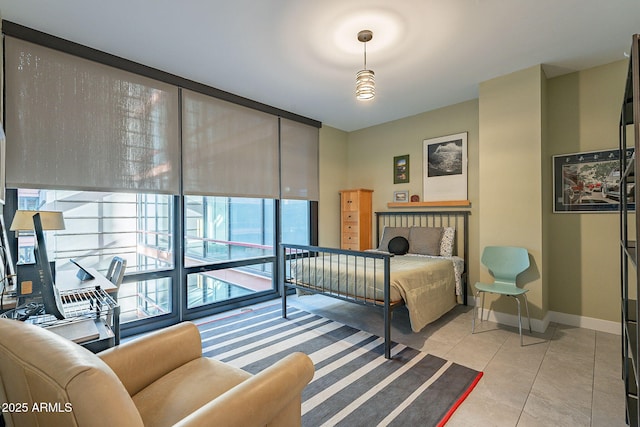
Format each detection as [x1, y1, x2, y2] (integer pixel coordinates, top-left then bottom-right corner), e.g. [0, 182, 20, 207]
[342, 232, 360, 246]
[342, 211, 359, 224]
[341, 243, 360, 251]
[341, 192, 360, 211]
[341, 222, 359, 233]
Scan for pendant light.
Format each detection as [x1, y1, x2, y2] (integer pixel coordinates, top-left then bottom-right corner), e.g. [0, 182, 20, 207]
[356, 30, 375, 101]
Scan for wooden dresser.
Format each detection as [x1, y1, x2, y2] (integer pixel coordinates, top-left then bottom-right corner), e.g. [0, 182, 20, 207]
[340, 189, 373, 250]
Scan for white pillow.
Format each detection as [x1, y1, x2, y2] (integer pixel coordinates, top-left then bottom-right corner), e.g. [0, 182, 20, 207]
[440, 227, 455, 257]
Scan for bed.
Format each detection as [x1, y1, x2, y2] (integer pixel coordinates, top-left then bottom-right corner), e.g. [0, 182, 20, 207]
[280, 210, 469, 359]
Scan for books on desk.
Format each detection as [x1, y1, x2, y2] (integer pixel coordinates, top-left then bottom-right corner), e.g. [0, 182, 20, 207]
[45, 318, 100, 343]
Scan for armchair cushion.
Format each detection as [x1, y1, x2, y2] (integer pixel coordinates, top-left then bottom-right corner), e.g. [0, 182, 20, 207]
[99, 321, 203, 396]
[133, 357, 250, 427]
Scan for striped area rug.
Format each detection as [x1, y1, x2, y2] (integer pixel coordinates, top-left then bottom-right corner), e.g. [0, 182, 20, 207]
[197, 305, 482, 427]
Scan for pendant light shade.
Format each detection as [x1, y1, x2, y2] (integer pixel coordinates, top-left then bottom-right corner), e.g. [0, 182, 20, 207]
[356, 69, 375, 100]
[356, 30, 375, 101]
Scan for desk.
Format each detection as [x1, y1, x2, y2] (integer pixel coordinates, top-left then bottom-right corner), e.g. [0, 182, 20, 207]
[55, 268, 118, 294]
[55, 268, 121, 347]
[43, 317, 116, 353]
[21, 287, 120, 351]
[1, 267, 121, 349]
[1, 267, 117, 309]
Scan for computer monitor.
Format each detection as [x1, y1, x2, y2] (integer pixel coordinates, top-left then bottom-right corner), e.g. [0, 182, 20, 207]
[70, 258, 95, 280]
[15, 213, 65, 320]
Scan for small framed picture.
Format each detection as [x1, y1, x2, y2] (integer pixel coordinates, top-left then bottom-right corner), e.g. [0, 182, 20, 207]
[393, 154, 409, 184]
[393, 190, 409, 203]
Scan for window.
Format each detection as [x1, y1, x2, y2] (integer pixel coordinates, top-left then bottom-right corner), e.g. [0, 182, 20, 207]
[185, 196, 275, 266]
[16, 189, 174, 322]
[4, 26, 319, 334]
[281, 199, 310, 245]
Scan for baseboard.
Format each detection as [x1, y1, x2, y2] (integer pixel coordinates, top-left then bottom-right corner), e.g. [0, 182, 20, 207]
[471, 297, 620, 335]
[547, 310, 620, 335]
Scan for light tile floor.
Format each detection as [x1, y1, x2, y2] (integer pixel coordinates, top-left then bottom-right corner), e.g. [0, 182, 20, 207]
[281, 294, 627, 427]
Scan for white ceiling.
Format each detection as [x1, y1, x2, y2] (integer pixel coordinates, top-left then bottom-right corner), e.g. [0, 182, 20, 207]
[1, 0, 639, 131]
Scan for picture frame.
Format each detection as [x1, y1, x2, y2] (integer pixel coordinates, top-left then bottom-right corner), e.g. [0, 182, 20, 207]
[423, 132, 468, 201]
[393, 154, 409, 184]
[553, 148, 634, 213]
[393, 190, 409, 203]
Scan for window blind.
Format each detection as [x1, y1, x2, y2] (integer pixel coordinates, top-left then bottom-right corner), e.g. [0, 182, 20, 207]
[4, 36, 180, 194]
[182, 89, 279, 198]
[280, 118, 319, 201]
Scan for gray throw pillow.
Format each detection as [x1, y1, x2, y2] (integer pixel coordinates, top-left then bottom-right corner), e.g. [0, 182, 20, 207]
[377, 227, 410, 251]
[408, 227, 443, 256]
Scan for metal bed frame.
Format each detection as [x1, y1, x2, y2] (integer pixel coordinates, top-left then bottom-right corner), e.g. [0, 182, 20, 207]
[280, 210, 469, 359]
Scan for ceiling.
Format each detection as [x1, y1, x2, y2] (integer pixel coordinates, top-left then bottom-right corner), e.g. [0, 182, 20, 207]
[1, 0, 639, 132]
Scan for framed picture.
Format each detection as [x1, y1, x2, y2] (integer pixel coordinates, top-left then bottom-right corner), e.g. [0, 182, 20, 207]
[393, 190, 409, 203]
[553, 148, 634, 213]
[393, 154, 409, 184]
[423, 132, 467, 201]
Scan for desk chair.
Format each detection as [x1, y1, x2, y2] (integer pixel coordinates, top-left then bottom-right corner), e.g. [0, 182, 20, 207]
[472, 246, 531, 346]
[105, 256, 126, 345]
[105, 256, 127, 298]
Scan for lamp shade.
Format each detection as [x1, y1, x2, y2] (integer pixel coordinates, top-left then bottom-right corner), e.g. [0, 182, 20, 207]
[10, 210, 66, 231]
[356, 69, 375, 100]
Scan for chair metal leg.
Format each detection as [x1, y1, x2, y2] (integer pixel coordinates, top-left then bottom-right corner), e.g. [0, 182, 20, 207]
[472, 290, 482, 333]
[512, 296, 523, 346]
[481, 291, 486, 321]
[523, 293, 532, 334]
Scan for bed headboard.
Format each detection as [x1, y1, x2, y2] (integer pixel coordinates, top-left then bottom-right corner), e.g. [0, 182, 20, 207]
[376, 210, 470, 303]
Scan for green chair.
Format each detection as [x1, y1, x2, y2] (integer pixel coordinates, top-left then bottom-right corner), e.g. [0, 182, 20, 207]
[472, 246, 531, 345]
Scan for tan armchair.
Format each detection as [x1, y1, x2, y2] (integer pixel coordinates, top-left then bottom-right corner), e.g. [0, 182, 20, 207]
[0, 319, 314, 427]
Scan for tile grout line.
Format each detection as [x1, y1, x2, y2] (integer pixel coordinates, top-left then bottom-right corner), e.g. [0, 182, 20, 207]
[515, 326, 555, 426]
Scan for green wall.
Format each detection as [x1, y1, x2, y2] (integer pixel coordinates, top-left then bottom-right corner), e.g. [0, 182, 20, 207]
[319, 99, 481, 289]
[318, 59, 628, 327]
[318, 125, 348, 247]
[546, 60, 628, 323]
[478, 65, 546, 323]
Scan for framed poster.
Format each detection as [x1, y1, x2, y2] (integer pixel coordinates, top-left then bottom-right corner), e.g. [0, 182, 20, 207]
[393, 154, 409, 184]
[553, 148, 634, 212]
[423, 132, 467, 201]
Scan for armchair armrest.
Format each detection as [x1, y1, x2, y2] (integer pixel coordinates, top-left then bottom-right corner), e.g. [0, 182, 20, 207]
[99, 322, 202, 396]
[174, 352, 315, 427]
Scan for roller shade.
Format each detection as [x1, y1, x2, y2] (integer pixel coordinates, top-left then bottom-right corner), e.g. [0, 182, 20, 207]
[5, 36, 180, 194]
[182, 89, 279, 198]
[280, 118, 319, 201]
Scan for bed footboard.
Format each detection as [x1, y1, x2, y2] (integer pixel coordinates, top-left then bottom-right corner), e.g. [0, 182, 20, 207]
[279, 244, 396, 359]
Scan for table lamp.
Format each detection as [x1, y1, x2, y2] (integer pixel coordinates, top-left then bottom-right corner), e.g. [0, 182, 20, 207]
[10, 210, 66, 234]
[10, 210, 65, 267]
